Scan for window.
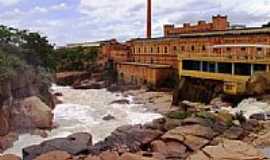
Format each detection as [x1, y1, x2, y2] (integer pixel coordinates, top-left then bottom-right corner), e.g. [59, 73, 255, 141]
[254, 64, 266, 72]
[202, 46, 206, 51]
[241, 47, 246, 51]
[144, 47, 147, 53]
[164, 46, 168, 53]
[183, 60, 201, 71]
[173, 46, 177, 51]
[181, 46, 185, 51]
[150, 47, 153, 53]
[227, 48, 231, 52]
[235, 63, 251, 76]
[157, 47, 160, 53]
[257, 48, 262, 52]
[138, 48, 141, 53]
[218, 63, 232, 74]
[191, 46, 195, 51]
[208, 62, 216, 73]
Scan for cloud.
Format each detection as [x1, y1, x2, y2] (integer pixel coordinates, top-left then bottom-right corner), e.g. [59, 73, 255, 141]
[1, 0, 270, 46]
[0, 0, 21, 6]
[51, 3, 69, 11]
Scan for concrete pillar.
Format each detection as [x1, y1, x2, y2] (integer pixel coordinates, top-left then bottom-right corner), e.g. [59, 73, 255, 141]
[215, 62, 218, 73]
[251, 64, 254, 75]
[232, 63, 235, 75]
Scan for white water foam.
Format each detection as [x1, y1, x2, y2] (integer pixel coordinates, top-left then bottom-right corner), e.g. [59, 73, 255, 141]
[3, 85, 162, 156]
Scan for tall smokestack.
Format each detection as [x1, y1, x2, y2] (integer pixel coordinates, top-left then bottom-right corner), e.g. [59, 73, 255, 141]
[146, 0, 152, 38]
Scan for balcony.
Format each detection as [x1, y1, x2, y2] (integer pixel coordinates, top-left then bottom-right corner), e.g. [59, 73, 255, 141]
[178, 44, 270, 63]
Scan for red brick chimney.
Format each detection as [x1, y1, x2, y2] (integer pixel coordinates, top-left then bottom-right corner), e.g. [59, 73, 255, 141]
[146, 0, 152, 38]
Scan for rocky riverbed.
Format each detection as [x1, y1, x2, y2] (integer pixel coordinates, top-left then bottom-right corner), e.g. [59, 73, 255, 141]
[0, 85, 163, 158]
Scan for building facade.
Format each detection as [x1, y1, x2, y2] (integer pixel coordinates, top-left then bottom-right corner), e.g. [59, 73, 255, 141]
[101, 15, 270, 93]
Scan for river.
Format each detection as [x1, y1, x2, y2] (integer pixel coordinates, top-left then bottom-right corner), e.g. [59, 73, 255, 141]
[3, 85, 162, 156]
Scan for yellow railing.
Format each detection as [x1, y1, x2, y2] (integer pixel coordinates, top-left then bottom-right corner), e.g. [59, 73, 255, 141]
[178, 52, 270, 63]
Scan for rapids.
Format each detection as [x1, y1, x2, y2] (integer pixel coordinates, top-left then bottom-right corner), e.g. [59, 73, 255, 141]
[3, 85, 162, 156]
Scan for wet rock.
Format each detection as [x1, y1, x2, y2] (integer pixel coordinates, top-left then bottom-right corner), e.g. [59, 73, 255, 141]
[10, 96, 53, 130]
[250, 113, 269, 121]
[102, 114, 116, 121]
[144, 118, 166, 131]
[34, 151, 72, 160]
[110, 99, 130, 105]
[23, 132, 92, 160]
[0, 154, 21, 160]
[202, 139, 265, 160]
[90, 125, 162, 154]
[67, 132, 92, 146]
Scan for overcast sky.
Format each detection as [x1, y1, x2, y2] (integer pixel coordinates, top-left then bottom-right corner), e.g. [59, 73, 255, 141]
[0, 0, 269, 46]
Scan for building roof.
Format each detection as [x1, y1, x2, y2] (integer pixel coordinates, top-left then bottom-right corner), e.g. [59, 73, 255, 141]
[119, 62, 172, 69]
[130, 27, 270, 43]
[66, 39, 117, 48]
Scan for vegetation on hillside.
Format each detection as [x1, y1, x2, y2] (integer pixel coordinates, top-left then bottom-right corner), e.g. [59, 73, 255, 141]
[55, 46, 99, 72]
[0, 25, 55, 104]
[0, 25, 56, 71]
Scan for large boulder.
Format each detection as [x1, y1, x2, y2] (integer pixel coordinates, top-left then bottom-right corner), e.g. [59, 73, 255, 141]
[0, 154, 21, 160]
[189, 139, 266, 160]
[0, 132, 18, 153]
[151, 140, 187, 158]
[91, 125, 162, 154]
[118, 153, 158, 160]
[10, 96, 53, 130]
[246, 72, 270, 95]
[162, 124, 214, 151]
[23, 132, 92, 160]
[99, 151, 119, 160]
[253, 132, 270, 147]
[33, 151, 72, 160]
[0, 112, 9, 136]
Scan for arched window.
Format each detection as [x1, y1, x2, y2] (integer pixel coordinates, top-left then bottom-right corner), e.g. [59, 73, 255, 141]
[202, 46, 206, 51]
[164, 46, 168, 53]
[173, 46, 177, 52]
[150, 47, 153, 53]
[138, 48, 141, 53]
[191, 46, 195, 51]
